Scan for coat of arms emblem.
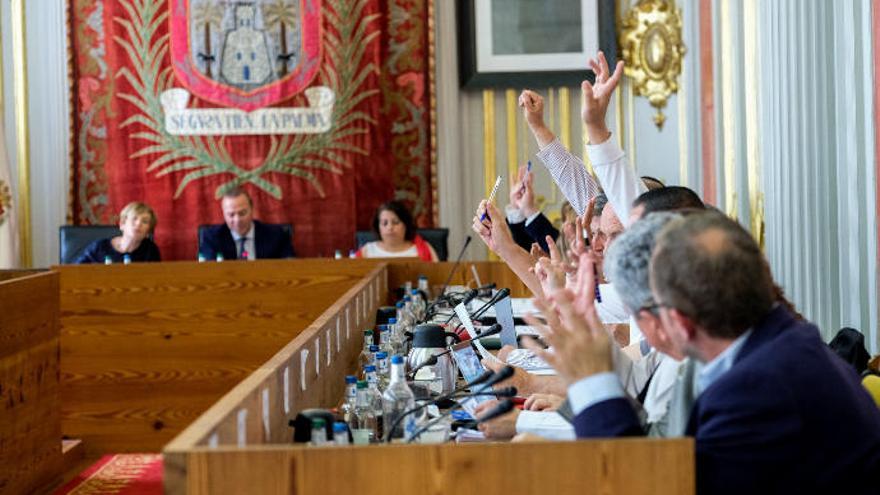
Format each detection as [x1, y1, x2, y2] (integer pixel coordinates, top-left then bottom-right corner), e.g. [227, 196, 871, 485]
[170, 0, 322, 111]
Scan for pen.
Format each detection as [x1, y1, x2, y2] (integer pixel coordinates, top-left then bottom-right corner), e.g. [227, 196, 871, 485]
[480, 176, 503, 221]
[519, 161, 532, 194]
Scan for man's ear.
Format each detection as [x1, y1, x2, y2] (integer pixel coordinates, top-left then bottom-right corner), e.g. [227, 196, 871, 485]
[667, 308, 697, 342]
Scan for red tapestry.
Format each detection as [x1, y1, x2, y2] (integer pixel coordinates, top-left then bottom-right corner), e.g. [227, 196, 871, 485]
[68, 0, 435, 260]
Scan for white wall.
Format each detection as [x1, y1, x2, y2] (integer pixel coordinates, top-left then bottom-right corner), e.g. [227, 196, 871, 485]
[2, 0, 70, 268]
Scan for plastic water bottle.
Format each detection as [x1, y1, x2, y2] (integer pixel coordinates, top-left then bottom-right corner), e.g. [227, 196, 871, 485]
[363, 365, 385, 440]
[357, 330, 374, 372]
[375, 352, 390, 391]
[378, 325, 394, 355]
[349, 249, 357, 259]
[333, 422, 350, 446]
[382, 355, 417, 441]
[350, 380, 377, 444]
[418, 275, 430, 295]
[123, 254, 132, 265]
[341, 375, 358, 423]
[215, 253, 224, 262]
[310, 418, 327, 446]
[103, 255, 112, 265]
[198, 252, 207, 262]
[410, 289, 425, 322]
[334, 249, 343, 259]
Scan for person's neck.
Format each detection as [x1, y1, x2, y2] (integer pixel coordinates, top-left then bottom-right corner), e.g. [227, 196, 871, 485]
[691, 332, 737, 363]
[115, 235, 142, 254]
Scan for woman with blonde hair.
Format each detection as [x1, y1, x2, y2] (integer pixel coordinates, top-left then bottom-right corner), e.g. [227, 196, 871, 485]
[74, 202, 161, 263]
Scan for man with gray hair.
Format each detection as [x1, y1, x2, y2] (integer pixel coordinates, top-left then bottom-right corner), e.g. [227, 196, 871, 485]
[532, 211, 880, 494]
[603, 212, 695, 436]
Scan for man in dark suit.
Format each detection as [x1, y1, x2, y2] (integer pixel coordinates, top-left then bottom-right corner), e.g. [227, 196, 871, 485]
[200, 188, 294, 260]
[527, 211, 880, 495]
[506, 166, 559, 254]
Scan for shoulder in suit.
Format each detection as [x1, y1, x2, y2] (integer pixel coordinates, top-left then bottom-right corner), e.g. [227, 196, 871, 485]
[200, 224, 236, 260]
[253, 220, 294, 259]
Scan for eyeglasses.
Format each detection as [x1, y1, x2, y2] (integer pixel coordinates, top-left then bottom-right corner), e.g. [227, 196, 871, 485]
[637, 301, 668, 315]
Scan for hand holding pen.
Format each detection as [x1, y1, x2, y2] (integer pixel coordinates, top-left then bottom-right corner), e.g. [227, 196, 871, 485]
[480, 176, 503, 222]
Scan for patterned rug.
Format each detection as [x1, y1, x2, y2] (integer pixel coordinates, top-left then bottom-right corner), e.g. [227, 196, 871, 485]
[54, 454, 163, 495]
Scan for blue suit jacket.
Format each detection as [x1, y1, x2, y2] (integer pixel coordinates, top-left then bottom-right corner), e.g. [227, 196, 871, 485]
[573, 306, 880, 494]
[507, 213, 559, 253]
[200, 220, 294, 260]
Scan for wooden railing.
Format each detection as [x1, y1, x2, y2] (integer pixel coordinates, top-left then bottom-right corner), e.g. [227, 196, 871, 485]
[0, 270, 62, 494]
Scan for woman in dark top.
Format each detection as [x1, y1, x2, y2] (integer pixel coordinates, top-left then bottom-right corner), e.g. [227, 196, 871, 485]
[75, 202, 161, 263]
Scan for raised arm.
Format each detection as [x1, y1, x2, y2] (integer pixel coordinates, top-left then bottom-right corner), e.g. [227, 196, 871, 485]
[581, 52, 646, 226]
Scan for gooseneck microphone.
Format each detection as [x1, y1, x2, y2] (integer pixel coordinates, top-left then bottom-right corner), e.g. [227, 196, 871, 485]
[426, 235, 472, 318]
[384, 364, 508, 443]
[407, 368, 516, 443]
[471, 288, 511, 320]
[405, 325, 503, 380]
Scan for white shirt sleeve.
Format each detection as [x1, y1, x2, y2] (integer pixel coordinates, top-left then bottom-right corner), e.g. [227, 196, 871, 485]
[515, 410, 576, 440]
[587, 137, 646, 227]
[535, 139, 601, 217]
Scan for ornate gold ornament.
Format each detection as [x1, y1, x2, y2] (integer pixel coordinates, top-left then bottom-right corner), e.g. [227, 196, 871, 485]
[619, 0, 686, 129]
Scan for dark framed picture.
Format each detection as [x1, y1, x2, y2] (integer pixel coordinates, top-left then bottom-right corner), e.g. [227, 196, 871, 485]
[457, 0, 618, 88]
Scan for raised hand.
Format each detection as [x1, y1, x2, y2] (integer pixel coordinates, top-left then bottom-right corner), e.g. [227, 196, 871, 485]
[519, 90, 545, 129]
[522, 254, 612, 385]
[519, 90, 555, 147]
[472, 200, 516, 257]
[581, 51, 624, 144]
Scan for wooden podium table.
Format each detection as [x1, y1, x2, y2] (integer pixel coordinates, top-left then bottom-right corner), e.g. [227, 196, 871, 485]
[0, 259, 693, 494]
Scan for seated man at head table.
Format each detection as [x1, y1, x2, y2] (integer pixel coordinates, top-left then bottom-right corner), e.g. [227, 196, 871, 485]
[74, 201, 161, 264]
[199, 187, 294, 260]
[526, 210, 880, 494]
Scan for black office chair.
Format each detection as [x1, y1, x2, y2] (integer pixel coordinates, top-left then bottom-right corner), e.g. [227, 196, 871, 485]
[58, 225, 123, 264]
[197, 223, 294, 257]
[354, 228, 449, 261]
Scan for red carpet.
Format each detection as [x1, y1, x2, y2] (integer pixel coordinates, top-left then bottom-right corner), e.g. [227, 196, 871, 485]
[54, 454, 163, 495]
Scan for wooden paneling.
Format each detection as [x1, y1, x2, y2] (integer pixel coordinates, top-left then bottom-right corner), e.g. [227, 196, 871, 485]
[0, 271, 62, 494]
[57, 259, 382, 455]
[164, 265, 386, 452]
[167, 438, 693, 495]
[387, 261, 531, 298]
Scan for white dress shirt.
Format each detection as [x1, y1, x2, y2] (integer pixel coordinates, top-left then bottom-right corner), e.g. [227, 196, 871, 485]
[230, 224, 256, 260]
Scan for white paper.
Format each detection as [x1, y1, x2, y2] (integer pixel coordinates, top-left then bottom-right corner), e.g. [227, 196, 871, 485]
[480, 297, 540, 318]
[454, 303, 501, 364]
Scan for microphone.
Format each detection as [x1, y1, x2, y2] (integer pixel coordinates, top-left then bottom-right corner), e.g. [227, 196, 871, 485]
[471, 288, 511, 320]
[458, 289, 479, 306]
[474, 398, 515, 423]
[406, 395, 516, 443]
[406, 327, 499, 380]
[479, 365, 514, 389]
[428, 236, 472, 313]
[384, 366, 493, 442]
[475, 282, 496, 297]
[405, 354, 438, 380]
[406, 394, 516, 443]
